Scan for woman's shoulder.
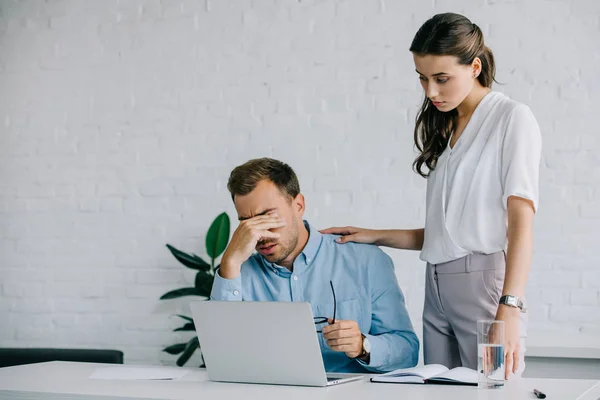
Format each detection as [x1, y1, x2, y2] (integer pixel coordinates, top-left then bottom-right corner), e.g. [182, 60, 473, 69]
[489, 92, 541, 147]
[489, 92, 536, 122]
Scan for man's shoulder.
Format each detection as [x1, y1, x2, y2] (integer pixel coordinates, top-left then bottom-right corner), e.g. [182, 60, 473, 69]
[320, 234, 392, 261]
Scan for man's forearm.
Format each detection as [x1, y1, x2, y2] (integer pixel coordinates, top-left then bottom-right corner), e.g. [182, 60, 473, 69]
[218, 258, 242, 280]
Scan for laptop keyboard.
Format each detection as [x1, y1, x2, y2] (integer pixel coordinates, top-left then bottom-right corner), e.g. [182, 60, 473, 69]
[0, 391, 163, 400]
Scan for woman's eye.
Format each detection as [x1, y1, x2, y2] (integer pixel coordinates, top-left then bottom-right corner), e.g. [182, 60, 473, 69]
[419, 76, 427, 81]
[437, 78, 449, 83]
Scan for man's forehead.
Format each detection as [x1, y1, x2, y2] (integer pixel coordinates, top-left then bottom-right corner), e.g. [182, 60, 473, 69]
[233, 181, 293, 219]
[237, 207, 278, 221]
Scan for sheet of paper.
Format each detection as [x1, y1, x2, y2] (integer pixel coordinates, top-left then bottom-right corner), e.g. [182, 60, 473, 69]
[88, 366, 189, 381]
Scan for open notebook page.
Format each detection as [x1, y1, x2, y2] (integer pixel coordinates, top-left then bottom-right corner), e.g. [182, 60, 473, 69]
[426, 367, 478, 385]
[372, 364, 449, 383]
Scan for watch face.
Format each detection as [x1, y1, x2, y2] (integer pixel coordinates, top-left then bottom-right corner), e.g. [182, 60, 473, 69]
[502, 295, 519, 308]
[363, 336, 371, 353]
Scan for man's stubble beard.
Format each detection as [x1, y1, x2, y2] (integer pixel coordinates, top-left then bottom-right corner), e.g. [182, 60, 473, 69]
[269, 218, 299, 265]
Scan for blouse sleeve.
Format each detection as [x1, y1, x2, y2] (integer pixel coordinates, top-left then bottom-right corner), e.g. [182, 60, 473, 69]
[500, 104, 542, 212]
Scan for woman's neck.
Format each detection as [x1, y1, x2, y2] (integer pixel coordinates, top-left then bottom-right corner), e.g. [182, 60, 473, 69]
[456, 85, 491, 118]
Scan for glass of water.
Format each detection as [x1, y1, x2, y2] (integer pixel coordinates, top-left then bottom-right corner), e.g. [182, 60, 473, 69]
[477, 320, 505, 389]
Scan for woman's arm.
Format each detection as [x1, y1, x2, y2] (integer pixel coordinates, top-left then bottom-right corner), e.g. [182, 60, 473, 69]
[375, 229, 425, 251]
[496, 195, 535, 378]
[319, 227, 424, 251]
[501, 196, 535, 299]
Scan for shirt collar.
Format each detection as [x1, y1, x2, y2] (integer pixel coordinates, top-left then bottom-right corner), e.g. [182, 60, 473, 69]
[261, 220, 322, 275]
[301, 220, 321, 265]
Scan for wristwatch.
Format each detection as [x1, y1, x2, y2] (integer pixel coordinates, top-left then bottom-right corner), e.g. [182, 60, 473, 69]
[356, 334, 371, 361]
[499, 295, 527, 312]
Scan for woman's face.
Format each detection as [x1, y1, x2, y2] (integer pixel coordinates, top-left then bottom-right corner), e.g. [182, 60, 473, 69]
[413, 54, 479, 112]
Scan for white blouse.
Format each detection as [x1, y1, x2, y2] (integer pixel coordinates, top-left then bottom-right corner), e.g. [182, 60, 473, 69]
[420, 92, 542, 265]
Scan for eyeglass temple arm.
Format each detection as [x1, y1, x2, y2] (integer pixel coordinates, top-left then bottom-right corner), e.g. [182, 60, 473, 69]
[330, 280, 336, 325]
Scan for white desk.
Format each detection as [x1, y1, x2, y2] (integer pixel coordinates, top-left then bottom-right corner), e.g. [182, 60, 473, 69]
[527, 332, 600, 359]
[525, 332, 600, 379]
[0, 362, 598, 400]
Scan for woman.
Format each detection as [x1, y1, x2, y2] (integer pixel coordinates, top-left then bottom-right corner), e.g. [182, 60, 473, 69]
[321, 13, 541, 379]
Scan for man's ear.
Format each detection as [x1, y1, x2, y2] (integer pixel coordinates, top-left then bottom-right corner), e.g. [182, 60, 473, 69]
[294, 193, 305, 216]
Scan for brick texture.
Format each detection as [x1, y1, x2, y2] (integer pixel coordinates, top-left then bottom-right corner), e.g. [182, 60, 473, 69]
[0, 0, 598, 365]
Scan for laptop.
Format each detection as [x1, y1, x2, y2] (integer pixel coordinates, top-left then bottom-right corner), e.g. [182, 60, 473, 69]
[190, 301, 364, 387]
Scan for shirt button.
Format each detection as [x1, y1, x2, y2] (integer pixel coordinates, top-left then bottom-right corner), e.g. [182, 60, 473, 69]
[233, 290, 239, 296]
[293, 276, 298, 281]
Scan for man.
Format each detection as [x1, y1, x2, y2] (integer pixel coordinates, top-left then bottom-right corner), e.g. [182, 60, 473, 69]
[211, 158, 419, 373]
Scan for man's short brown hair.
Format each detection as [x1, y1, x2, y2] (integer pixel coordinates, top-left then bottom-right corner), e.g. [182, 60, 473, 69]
[227, 158, 300, 201]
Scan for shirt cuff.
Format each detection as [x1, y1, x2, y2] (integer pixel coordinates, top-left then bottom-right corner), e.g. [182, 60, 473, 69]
[210, 268, 243, 301]
[355, 333, 388, 371]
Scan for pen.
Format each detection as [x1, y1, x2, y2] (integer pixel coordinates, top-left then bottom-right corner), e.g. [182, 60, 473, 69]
[533, 389, 546, 399]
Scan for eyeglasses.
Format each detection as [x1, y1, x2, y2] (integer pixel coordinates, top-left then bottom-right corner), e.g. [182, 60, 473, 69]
[314, 280, 336, 333]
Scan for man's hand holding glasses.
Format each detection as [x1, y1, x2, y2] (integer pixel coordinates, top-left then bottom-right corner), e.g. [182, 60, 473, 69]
[322, 320, 365, 359]
[315, 281, 369, 361]
[220, 212, 286, 279]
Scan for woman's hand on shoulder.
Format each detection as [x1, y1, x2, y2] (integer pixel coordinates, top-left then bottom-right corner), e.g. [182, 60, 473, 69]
[319, 226, 380, 245]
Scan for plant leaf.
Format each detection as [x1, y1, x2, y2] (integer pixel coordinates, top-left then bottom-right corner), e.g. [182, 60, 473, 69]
[206, 212, 230, 259]
[160, 287, 203, 300]
[163, 343, 186, 355]
[174, 322, 196, 332]
[194, 271, 215, 297]
[166, 244, 211, 271]
[176, 336, 199, 367]
[175, 314, 193, 323]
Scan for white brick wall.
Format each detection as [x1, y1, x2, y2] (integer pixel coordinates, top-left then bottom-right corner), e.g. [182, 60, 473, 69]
[1, 0, 599, 365]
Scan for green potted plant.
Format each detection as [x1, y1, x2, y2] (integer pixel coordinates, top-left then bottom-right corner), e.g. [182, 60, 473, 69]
[160, 212, 230, 366]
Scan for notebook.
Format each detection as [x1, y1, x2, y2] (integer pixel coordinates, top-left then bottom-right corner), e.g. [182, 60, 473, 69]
[370, 364, 478, 386]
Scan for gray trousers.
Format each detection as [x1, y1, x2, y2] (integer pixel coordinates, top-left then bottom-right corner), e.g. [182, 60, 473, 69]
[423, 251, 528, 376]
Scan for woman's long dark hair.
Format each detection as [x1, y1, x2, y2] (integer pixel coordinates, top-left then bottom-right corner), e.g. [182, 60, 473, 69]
[410, 13, 496, 177]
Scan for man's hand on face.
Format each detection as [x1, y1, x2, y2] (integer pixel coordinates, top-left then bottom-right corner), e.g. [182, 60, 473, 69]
[322, 319, 363, 359]
[219, 213, 286, 279]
